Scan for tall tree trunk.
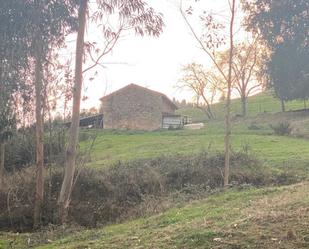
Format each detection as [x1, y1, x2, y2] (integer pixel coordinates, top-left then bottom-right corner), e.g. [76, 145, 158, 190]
[33, 41, 44, 229]
[241, 95, 247, 117]
[0, 142, 5, 190]
[280, 99, 285, 112]
[58, 0, 88, 224]
[224, 0, 236, 187]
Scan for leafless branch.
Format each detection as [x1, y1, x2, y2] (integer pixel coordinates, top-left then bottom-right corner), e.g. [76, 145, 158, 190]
[179, 1, 228, 83]
[83, 28, 123, 74]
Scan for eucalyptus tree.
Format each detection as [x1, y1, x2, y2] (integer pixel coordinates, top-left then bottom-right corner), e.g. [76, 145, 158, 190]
[9, 0, 79, 228]
[0, 0, 29, 190]
[58, 0, 164, 223]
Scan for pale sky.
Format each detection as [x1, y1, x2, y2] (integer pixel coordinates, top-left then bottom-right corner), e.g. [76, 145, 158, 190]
[64, 0, 245, 110]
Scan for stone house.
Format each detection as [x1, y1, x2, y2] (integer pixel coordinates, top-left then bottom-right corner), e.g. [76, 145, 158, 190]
[100, 84, 179, 131]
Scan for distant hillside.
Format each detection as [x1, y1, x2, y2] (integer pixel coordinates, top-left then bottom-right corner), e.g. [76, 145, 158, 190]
[177, 91, 308, 122]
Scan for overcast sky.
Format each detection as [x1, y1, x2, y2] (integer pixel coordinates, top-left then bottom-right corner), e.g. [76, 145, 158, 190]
[68, 0, 244, 110]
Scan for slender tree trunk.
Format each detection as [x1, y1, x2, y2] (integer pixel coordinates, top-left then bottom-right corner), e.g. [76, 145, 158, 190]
[204, 100, 214, 119]
[224, 0, 236, 187]
[33, 41, 44, 229]
[280, 99, 285, 112]
[200, 93, 215, 119]
[206, 105, 214, 119]
[0, 142, 5, 190]
[241, 95, 247, 117]
[58, 0, 88, 224]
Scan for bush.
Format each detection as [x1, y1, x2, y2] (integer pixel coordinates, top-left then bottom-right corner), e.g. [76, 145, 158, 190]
[248, 121, 261, 130]
[4, 127, 66, 171]
[0, 151, 298, 232]
[270, 122, 292, 136]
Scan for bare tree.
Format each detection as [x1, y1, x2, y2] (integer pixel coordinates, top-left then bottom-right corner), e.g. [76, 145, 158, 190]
[180, 0, 236, 186]
[217, 39, 266, 116]
[178, 63, 225, 119]
[58, 0, 164, 223]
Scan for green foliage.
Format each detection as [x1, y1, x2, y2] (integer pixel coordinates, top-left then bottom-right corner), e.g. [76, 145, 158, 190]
[0, 1, 30, 144]
[4, 127, 66, 171]
[268, 43, 309, 102]
[4, 130, 35, 170]
[243, 0, 309, 50]
[21, 0, 78, 56]
[243, 0, 309, 103]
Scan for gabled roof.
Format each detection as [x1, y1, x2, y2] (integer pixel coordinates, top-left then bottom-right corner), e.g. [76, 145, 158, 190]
[100, 83, 178, 110]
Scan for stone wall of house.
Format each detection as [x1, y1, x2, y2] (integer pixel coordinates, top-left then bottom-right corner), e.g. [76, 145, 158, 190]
[161, 97, 177, 114]
[101, 86, 165, 131]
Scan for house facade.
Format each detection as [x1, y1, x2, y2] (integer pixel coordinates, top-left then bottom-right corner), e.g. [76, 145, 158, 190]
[100, 84, 178, 131]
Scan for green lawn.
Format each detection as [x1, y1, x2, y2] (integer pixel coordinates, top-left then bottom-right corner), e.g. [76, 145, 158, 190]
[81, 121, 309, 177]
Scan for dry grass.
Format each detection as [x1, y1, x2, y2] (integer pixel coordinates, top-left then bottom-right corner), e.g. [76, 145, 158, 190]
[217, 182, 309, 249]
[1, 183, 309, 248]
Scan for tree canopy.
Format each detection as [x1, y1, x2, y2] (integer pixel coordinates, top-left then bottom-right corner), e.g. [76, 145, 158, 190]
[243, 0, 309, 49]
[243, 0, 309, 106]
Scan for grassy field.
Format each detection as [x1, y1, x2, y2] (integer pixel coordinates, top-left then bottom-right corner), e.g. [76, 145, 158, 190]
[83, 121, 309, 178]
[78, 92, 309, 172]
[1, 92, 309, 248]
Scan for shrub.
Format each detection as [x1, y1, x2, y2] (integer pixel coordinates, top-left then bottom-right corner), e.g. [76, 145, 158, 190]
[0, 151, 298, 232]
[4, 126, 67, 171]
[270, 122, 292, 136]
[248, 121, 261, 130]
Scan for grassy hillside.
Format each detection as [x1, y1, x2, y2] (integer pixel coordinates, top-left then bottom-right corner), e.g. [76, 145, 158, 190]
[177, 92, 307, 122]
[82, 121, 309, 175]
[78, 91, 309, 169]
[2, 182, 308, 248]
[1, 91, 309, 248]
